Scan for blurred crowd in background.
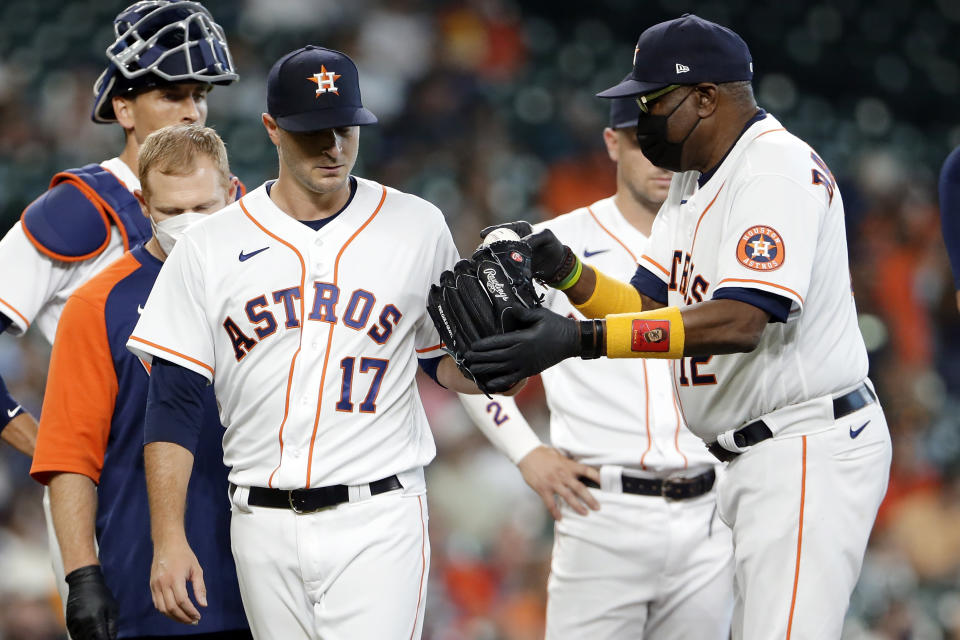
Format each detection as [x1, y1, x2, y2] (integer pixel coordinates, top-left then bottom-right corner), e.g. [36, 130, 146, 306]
[1, 0, 960, 638]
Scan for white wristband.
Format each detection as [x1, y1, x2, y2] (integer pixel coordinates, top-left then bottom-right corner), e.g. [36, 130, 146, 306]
[458, 393, 541, 464]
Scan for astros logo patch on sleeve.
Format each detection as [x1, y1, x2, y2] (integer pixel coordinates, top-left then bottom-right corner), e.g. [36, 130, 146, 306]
[736, 226, 785, 271]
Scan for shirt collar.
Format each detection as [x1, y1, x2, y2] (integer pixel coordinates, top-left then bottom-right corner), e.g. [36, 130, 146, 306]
[697, 108, 768, 188]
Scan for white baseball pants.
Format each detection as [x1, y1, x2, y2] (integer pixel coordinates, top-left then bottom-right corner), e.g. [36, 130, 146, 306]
[716, 401, 892, 640]
[228, 479, 429, 640]
[545, 476, 735, 639]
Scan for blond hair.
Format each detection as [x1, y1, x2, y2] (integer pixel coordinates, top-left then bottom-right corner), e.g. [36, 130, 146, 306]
[138, 124, 231, 200]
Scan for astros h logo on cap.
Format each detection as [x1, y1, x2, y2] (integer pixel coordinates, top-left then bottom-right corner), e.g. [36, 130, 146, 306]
[309, 65, 341, 96]
[267, 45, 377, 132]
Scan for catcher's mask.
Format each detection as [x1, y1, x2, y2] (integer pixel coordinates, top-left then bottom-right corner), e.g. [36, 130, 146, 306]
[92, 0, 237, 124]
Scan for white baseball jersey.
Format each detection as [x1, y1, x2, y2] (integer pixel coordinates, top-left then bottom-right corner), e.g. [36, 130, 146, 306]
[0, 158, 137, 342]
[534, 198, 712, 470]
[0, 156, 138, 617]
[128, 178, 457, 490]
[637, 114, 868, 441]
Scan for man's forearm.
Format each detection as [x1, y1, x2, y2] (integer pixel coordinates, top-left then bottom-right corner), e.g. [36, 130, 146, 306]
[437, 356, 484, 394]
[564, 264, 663, 314]
[144, 442, 195, 545]
[458, 392, 541, 463]
[48, 473, 100, 574]
[1, 412, 37, 456]
[678, 299, 769, 355]
[603, 298, 770, 360]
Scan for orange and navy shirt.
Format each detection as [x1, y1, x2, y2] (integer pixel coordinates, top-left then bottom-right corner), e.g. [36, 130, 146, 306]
[30, 244, 247, 637]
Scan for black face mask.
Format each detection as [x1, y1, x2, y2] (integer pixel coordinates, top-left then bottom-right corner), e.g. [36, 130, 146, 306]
[635, 88, 700, 172]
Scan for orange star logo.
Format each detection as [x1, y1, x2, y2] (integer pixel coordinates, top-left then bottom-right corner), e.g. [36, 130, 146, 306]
[308, 65, 342, 96]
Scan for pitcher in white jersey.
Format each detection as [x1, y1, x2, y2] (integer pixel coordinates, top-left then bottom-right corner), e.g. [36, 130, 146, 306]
[464, 14, 891, 640]
[0, 0, 238, 615]
[128, 46, 506, 640]
[460, 95, 734, 638]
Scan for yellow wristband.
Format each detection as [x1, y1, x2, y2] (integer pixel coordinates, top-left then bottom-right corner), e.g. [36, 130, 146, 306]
[574, 268, 644, 319]
[605, 307, 685, 359]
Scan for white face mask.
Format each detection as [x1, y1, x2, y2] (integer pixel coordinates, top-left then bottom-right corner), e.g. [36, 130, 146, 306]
[150, 212, 207, 255]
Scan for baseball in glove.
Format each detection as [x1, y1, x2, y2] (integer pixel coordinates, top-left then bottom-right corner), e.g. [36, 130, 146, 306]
[427, 231, 542, 394]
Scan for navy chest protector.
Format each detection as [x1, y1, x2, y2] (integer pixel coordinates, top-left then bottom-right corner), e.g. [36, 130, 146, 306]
[21, 163, 152, 262]
[21, 164, 245, 262]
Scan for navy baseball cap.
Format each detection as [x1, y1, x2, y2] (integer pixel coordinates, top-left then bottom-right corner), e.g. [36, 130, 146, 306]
[608, 91, 640, 129]
[267, 45, 377, 132]
[597, 14, 753, 99]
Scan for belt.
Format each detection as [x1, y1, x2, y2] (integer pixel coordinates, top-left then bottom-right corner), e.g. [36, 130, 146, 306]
[708, 383, 877, 463]
[580, 467, 715, 500]
[236, 475, 402, 514]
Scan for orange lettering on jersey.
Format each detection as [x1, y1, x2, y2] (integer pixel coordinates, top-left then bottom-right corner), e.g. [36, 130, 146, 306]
[669, 251, 710, 303]
[678, 253, 690, 296]
[224, 285, 405, 357]
[308, 283, 339, 323]
[245, 295, 278, 339]
[343, 289, 376, 330]
[272, 287, 303, 328]
[736, 226, 785, 271]
[810, 152, 836, 204]
[687, 275, 710, 304]
[668, 251, 682, 290]
[224, 316, 257, 361]
[368, 304, 402, 344]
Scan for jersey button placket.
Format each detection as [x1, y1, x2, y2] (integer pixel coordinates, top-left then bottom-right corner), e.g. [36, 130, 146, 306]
[311, 239, 326, 273]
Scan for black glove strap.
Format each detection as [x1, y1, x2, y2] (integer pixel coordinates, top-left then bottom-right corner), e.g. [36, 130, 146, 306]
[545, 246, 576, 286]
[579, 319, 604, 359]
[65, 565, 106, 586]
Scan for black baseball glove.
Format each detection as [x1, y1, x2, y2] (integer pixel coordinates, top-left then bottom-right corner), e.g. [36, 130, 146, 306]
[427, 238, 542, 394]
[480, 222, 578, 286]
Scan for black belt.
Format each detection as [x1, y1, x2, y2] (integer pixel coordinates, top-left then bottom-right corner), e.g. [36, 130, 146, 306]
[708, 383, 877, 463]
[236, 475, 402, 514]
[580, 467, 715, 500]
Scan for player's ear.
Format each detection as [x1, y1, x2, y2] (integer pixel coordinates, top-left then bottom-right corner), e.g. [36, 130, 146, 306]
[695, 84, 719, 118]
[602, 127, 619, 163]
[227, 176, 239, 202]
[113, 96, 136, 131]
[134, 189, 149, 217]
[261, 113, 281, 146]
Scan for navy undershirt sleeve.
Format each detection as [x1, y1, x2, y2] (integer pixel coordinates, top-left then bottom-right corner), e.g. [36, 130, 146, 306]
[0, 312, 24, 431]
[629, 265, 668, 305]
[144, 358, 207, 453]
[712, 287, 793, 323]
[939, 146, 960, 288]
[418, 355, 445, 387]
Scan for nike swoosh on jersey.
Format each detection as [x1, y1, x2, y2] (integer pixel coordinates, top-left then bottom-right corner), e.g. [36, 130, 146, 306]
[137, 305, 144, 315]
[6, 406, 21, 418]
[583, 248, 609, 258]
[849, 420, 870, 439]
[239, 247, 269, 262]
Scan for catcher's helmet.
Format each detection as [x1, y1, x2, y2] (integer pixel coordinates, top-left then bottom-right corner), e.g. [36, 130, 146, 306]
[92, 0, 238, 124]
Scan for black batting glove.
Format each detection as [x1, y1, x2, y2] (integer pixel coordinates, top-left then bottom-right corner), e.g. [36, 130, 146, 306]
[65, 565, 118, 640]
[464, 306, 582, 393]
[481, 223, 574, 285]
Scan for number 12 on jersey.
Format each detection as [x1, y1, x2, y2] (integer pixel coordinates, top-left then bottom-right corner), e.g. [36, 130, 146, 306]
[337, 357, 389, 413]
[677, 356, 717, 386]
